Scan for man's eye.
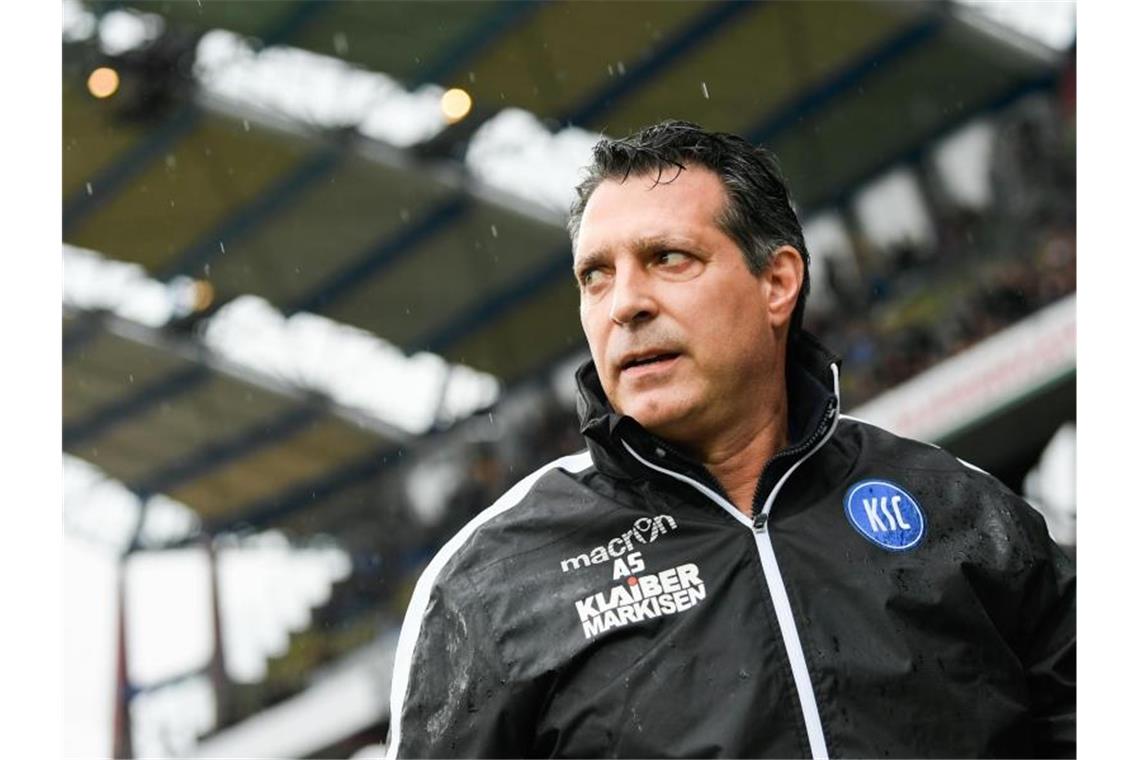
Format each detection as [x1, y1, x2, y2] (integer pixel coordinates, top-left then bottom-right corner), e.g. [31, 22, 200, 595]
[658, 251, 690, 266]
[578, 269, 600, 287]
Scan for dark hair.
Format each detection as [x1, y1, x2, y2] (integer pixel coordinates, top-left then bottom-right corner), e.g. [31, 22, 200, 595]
[567, 120, 810, 335]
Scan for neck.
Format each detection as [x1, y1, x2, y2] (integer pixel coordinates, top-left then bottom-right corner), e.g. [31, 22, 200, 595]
[699, 396, 788, 517]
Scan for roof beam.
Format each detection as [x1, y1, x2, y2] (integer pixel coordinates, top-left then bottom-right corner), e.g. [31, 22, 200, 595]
[801, 71, 1058, 217]
[63, 312, 103, 357]
[63, 105, 203, 233]
[408, 244, 571, 354]
[286, 194, 470, 315]
[158, 148, 342, 280]
[63, 365, 208, 448]
[260, 0, 334, 49]
[204, 444, 400, 534]
[410, 0, 544, 89]
[745, 13, 944, 145]
[129, 405, 323, 496]
[558, 0, 755, 128]
[64, 310, 413, 455]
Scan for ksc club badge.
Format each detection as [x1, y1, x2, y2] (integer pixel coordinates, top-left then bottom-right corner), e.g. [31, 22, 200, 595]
[844, 479, 925, 551]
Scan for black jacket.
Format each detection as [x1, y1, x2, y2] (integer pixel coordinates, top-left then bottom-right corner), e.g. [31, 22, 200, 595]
[387, 333, 1076, 758]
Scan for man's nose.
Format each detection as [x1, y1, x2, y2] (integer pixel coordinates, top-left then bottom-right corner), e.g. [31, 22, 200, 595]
[609, 267, 657, 325]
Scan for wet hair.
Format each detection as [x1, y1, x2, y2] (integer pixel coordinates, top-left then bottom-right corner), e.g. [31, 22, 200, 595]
[567, 119, 811, 335]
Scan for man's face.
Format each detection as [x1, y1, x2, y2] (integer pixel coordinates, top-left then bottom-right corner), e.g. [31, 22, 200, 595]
[574, 166, 788, 451]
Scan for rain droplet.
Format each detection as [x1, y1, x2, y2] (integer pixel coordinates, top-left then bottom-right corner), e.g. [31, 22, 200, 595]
[242, 119, 250, 132]
[701, 81, 709, 99]
[204, 263, 211, 276]
[85, 182, 93, 196]
[616, 60, 626, 75]
[333, 32, 349, 56]
[468, 71, 476, 84]
[128, 373, 135, 384]
[490, 224, 498, 238]
[607, 64, 614, 76]
[218, 241, 226, 254]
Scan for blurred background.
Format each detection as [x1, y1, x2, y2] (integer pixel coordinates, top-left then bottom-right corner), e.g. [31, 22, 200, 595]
[61, 1, 1076, 757]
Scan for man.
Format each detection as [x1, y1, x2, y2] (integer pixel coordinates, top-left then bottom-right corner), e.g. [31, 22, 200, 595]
[386, 121, 1075, 758]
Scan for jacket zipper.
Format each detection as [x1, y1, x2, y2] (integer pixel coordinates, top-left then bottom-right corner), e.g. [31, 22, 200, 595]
[620, 363, 841, 759]
[754, 393, 837, 531]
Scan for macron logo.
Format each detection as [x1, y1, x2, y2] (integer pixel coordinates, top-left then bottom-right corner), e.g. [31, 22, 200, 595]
[560, 515, 678, 573]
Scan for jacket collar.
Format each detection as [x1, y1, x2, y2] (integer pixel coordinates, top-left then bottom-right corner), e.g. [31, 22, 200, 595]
[575, 331, 841, 504]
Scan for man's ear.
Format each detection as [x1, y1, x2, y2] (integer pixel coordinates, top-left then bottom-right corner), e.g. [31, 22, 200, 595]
[765, 245, 804, 329]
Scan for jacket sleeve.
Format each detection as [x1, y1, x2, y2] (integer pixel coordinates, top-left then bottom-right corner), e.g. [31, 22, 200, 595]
[387, 570, 537, 758]
[960, 479, 1076, 758]
[1019, 533, 1076, 758]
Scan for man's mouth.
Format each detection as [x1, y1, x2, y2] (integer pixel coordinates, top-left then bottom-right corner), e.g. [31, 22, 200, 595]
[620, 352, 681, 371]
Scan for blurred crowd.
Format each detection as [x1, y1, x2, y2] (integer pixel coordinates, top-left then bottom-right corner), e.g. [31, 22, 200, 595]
[813, 221, 1075, 407]
[808, 94, 1075, 407]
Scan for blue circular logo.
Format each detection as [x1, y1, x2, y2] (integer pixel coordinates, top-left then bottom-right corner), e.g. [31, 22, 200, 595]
[844, 479, 925, 551]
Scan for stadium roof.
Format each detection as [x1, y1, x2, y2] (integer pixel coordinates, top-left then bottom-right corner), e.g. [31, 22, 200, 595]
[63, 0, 1068, 539]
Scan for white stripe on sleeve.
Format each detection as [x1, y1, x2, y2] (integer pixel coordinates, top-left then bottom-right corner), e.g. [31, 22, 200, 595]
[385, 450, 594, 758]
